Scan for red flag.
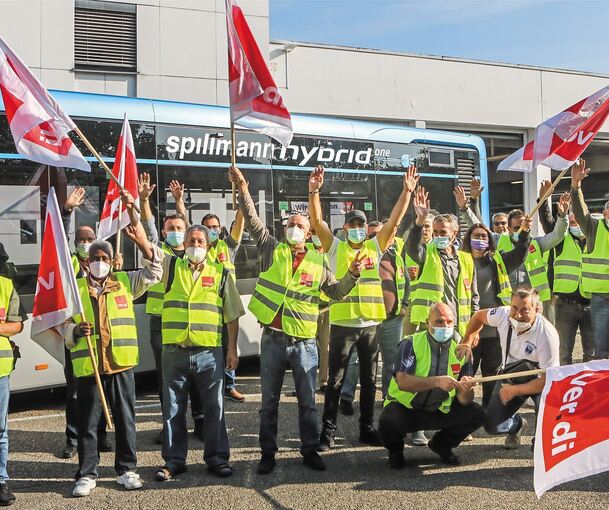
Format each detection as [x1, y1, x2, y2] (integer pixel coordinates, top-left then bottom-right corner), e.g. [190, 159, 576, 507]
[498, 85, 609, 173]
[0, 37, 90, 172]
[30, 187, 84, 363]
[226, 0, 293, 147]
[534, 360, 609, 497]
[97, 115, 139, 240]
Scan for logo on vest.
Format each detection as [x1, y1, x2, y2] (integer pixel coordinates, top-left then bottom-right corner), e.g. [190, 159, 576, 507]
[463, 278, 471, 291]
[529, 244, 537, 253]
[299, 272, 313, 288]
[362, 257, 374, 270]
[201, 276, 215, 288]
[451, 363, 461, 376]
[218, 252, 227, 263]
[114, 296, 128, 310]
[0, 308, 5, 322]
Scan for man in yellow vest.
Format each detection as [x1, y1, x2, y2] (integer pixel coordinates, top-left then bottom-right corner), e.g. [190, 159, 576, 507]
[378, 303, 483, 469]
[156, 224, 244, 481]
[309, 164, 419, 451]
[571, 158, 609, 359]
[0, 244, 27, 506]
[230, 165, 359, 474]
[60, 191, 162, 497]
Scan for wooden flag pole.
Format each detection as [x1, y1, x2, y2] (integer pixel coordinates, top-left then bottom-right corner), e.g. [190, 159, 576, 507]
[230, 122, 237, 211]
[471, 368, 546, 384]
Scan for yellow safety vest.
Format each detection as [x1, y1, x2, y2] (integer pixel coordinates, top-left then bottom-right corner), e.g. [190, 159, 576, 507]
[249, 243, 324, 338]
[208, 239, 235, 278]
[384, 331, 465, 414]
[0, 277, 16, 377]
[71, 272, 139, 378]
[162, 258, 224, 347]
[146, 242, 177, 316]
[409, 244, 474, 335]
[492, 251, 513, 305]
[394, 237, 407, 305]
[581, 220, 609, 294]
[329, 239, 386, 323]
[554, 234, 590, 298]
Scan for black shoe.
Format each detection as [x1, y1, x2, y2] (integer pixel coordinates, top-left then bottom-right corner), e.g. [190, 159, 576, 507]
[97, 438, 112, 453]
[257, 454, 276, 475]
[193, 420, 205, 442]
[208, 463, 233, 478]
[318, 427, 335, 452]
[303, 451, 326, 471]
[62, 443, 77, 459]
[388, 451, 405, 470]
[359, 427, 382, 447]
[0, 482, 15, 506]
[428, 436, 460, 466]
[339, 399, 354, 416]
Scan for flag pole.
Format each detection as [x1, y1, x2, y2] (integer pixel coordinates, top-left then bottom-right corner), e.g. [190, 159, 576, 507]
[230, 122, 237, 211]
[471, 368, 546, 384]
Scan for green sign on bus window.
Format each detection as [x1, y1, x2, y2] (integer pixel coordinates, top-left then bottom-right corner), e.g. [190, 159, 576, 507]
[279, 201, 289, 211]
[364, 202, 373, 211]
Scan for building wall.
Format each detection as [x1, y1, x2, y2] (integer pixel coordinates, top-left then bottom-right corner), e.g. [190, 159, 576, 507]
[0, 0, 270, 104]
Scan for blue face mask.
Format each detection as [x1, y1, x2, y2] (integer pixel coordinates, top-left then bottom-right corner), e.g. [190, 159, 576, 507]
[432, 236, 451, 250]
[347, 227, 367, 243]
[208, 228, 220, 243]
[431, 326, 454, 343]
[165, 231, 184, 248]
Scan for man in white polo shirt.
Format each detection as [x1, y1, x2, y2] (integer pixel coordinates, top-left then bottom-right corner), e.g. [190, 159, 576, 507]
[459, 286, 559, 450]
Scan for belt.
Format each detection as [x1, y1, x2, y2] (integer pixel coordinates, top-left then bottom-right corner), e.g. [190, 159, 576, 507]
[263, 327, 310, 345]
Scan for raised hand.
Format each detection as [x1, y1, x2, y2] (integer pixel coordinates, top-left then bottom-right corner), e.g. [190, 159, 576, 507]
[557, 191, 571, 217]
[539, 179, 552, 198]
[413, 186, 430, 221]
[309, 165, 325, 193]
[571, 158, 590, 186]
[453, 185, 468, 210]
[65, 187, 86, 211]
[138, 172, 156, 200]
[349, 251, 365, 277]
[521, 215, 533, 232]
[403, 165, 420, 193]
[169, 180, 184, 201]
[228, 165, 246, 187]
[470, 178, 484, 200]
[112, 252, 123, 271]
[120, 189, 135, 209]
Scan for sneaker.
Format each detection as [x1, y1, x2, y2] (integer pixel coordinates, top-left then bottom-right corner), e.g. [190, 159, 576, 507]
[359, 427, 382, 447]
[388, 451, 405, 470]
[72, 477, 96, 498]
[407, 431, 429, 446]
[339, 399, 354, 416]
[428, 436, 460, 466]
[98, 438, 112, 453]
[318, 427, 335, 452]
[62, 443, 78, 459]
[302, 451, 326, 471]
[504, 417, 527, 450]
[225, 388, 246, 402]
[0, 482, 15, 506]
[257, 454, 276, 475]
[117, 471, 143, 490]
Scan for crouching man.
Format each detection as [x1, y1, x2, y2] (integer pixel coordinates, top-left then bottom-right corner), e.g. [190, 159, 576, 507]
[378, 303, 484, 469]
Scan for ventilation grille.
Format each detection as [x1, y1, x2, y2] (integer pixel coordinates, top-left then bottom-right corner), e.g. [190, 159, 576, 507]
[456, 158, 477, 234]
[75, 6, 136, 71]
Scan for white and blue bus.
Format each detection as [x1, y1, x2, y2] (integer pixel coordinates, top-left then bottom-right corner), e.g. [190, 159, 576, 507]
[0, 90, 489, 392]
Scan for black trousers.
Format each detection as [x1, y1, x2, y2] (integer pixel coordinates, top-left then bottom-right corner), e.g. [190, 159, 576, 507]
[75, 369, 137, 479]
[150, 316, 203, 422]
[471, 335, 503, 408]
[378, 399, 485, 453]
[484, 380, 541, 435]
[322, 325, 379, 431]
[64, 347, 107, 447]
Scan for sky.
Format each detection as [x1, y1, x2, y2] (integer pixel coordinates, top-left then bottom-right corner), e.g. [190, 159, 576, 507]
[270, 0, 609, 74]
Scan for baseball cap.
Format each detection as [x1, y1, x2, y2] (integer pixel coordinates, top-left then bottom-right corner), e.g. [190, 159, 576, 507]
[344, 210, 367, 224]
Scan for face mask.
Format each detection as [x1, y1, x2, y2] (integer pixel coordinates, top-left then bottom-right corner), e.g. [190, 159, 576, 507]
[165, 231, 184, 248]
[431, 326, 454, 343]
[186, 247, 207, 263]
[89, 261, 110, 279]
[208, 229, 220, 243]
[347, 227, 367, 244]
[470, 239, 489, 252]
[432, 236, 451, 250]
[509, 317, 532, 334]
[511, 232, 520, 242]
[569, 226, 583, 238]
[75, 242, 91, 259]
[286, 226, 306, 245]
[311, 235, 322, 247]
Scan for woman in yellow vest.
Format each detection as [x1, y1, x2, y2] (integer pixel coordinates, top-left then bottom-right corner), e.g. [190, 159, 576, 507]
[460, 222, 529, 407]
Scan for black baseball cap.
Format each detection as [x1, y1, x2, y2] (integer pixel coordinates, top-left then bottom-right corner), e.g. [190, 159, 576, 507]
[344, 210, 367, 224]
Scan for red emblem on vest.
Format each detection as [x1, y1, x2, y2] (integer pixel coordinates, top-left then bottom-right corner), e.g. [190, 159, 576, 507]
[451, 363, 461, 375]
[201, 276, 215, 288]
[114, 296, 128, 310]
[0, 308, 6, 321]
[529, 244, 536, 253]
[218, 252, 227, 263]
[300, 272, 313, 288]
[363, 257, 374, 270]
[464, 279, 471, 290]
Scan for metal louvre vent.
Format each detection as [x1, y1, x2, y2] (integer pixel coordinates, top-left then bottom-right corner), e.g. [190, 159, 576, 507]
[75, 6, 136, 71]
[457, 157, 477, 233]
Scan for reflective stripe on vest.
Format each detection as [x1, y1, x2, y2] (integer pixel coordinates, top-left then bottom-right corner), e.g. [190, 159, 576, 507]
[554, 234, 590, 298]
[71, 272, 139, 378]
[581, 220, 609, 294]
[409, 245, 474, 335]
[146, 243, 176, 316]
[249, 243, 324, 338]
[162, 258, 224, 346]
[384, 331, 465, 414]
[0, 277, 16, 377]
[493, 251, 513, 305]
[329, 239, 386, 323]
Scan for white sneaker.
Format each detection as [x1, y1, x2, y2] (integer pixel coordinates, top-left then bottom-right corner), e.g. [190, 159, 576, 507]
[117, 471, 143, 490]
[72, 477, 96, 497]
[407, 431, 429, 446]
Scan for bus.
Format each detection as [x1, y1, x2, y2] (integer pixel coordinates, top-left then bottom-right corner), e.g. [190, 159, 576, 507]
[0, 90, 489, 392]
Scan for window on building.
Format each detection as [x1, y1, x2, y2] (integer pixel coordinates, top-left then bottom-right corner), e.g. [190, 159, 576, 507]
[75, 0, 136, 72]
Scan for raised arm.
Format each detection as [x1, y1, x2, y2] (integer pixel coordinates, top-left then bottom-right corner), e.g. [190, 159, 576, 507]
[376, 165, 419, 252]
[469, 179, 484, 221]
[308, 165, 334, 253]
[121, 190, 153, 261]
[405, 186, 429, 265]
[570, 158, 594, 238]
[62, 187, 86, 240]
[536, 192, 569, 253]
[169, 180, 190, 228]
[138, 172, 160, 245]
[537, 180, 556, 235]
[230, 208, 245, 244]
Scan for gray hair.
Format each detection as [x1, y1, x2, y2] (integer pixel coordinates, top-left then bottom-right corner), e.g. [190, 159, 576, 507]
[492, 212, 507, 223]
[511, 286, 542, 311]
[433, 213, 459, 233]
[185, 224, 210, 243]
[89, 239, 113, 259]
[423, 213, 436, 225]
[604, 200, 609, 211]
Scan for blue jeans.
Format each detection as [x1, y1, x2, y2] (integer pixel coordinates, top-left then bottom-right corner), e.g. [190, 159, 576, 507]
[341, 316, 403, 401]
[161, 345, 229, 470]
[0, 376, 9, 481]
[259, 329, 319, 456]
[591, 295, 609, 359]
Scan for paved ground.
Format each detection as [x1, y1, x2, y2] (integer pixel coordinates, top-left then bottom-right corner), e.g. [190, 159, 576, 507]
[6, 359, 609, 510]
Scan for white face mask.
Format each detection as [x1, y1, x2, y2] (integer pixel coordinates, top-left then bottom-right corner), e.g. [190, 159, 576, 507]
[286, 226, 306, 245]
[89, 261, 111, 279]
[75, 242, 92, 259]
[509, 316, 532, 334]
[186, 246, 207, 264]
